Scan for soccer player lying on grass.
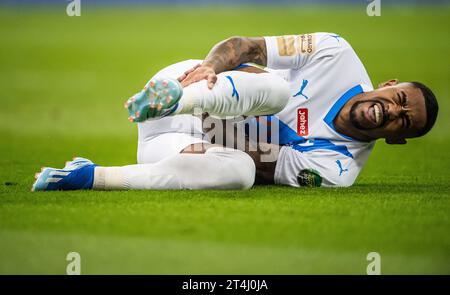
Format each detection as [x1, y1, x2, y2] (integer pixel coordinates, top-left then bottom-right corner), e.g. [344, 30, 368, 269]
[32, 33, 438, 191]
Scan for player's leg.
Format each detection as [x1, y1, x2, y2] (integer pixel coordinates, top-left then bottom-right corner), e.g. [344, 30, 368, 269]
[31, 60, 259, 191]
[32, 146, 255, 191]
[174, 70, 290, 118]
[137, 132, 207, 164]
[126, 68, 290, 122]
[136, 60, 208, 163]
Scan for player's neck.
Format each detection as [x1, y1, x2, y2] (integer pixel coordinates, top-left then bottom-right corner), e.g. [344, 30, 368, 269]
[333, 93, 375, 142]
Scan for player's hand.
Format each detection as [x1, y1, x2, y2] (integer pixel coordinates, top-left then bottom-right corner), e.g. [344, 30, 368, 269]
[178, 64, 217, 89]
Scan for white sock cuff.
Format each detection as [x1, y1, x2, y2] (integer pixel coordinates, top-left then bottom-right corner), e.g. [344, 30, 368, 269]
[93, 167, 126, 190]
[175, 83, 205, 115]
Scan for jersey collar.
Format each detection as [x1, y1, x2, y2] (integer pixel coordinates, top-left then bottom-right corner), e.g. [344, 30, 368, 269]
[323, 84, 366, 141]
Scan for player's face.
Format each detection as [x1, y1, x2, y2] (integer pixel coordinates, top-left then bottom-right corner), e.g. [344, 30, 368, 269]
[349, 81, 427, 144]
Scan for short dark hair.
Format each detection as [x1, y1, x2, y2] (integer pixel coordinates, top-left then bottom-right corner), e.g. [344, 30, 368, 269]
[411, 81, 438, 137]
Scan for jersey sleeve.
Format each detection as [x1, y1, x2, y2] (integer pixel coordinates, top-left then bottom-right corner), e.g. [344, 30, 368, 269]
[264, 32, 348, 70]
[274, 145, 361, 188]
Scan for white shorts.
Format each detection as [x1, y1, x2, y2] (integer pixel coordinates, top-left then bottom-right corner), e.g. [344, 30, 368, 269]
[137, 59, 210, 164]
[137, 132, 209, 164]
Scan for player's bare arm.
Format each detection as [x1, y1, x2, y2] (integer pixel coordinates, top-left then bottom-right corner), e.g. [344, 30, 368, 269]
[179, 37, 267, 88]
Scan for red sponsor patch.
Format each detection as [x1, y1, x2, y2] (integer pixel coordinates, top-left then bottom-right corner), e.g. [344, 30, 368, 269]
[297, 108, 308, 136]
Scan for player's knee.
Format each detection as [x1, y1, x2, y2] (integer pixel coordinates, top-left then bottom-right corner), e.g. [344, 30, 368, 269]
[210, 148, 255, 190]
[228, 150, 255, 190]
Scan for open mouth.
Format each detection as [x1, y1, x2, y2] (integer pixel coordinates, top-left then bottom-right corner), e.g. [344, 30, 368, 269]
[367, 102, 386, 127]
[349, 99, 388, 130]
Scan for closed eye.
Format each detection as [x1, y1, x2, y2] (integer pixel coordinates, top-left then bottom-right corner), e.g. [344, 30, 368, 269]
[401, 91, 408, 107]
[402, 116, 411, 128]
[397, 91, 411, 128]
[402, 91, 411, 128]
[405, 116, 411, 129]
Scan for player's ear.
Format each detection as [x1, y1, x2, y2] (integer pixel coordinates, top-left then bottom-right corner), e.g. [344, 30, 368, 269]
[378, 79, 399, 88]
[385, 137, 407, 145]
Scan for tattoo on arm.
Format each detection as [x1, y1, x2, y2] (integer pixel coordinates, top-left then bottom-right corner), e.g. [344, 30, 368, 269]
[202, 36, 267, 74]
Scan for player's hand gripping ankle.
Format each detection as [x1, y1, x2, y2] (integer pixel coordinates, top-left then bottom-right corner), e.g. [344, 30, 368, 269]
[178, 64, 217, 89]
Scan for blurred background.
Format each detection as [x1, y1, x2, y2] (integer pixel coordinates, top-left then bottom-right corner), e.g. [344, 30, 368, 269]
[0, 0, 448, 147]
[1, 0, 448, 170]
[0, 0, 449, 274]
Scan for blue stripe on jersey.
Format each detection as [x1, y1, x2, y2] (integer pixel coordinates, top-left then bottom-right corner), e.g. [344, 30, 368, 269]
[277, 116, 305, 145]
[292, 138, 354, 159]
[323, 84, 364, 141]
[249, 116, 354, 158]
[249, 115, 305, 145]
[225, 75, 240, 101]
[234, 63, 251, 70]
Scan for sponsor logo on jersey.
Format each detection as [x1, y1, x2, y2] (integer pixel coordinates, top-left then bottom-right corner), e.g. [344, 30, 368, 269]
[276, 34, 316, 56]
[297, 108, 309, 136]
[335, 160, 349, 176]
[293, 79, 309, 99]
[276, 35, 297, 56]
[297, 169, 322, 187]
[299, 34, 315, 54]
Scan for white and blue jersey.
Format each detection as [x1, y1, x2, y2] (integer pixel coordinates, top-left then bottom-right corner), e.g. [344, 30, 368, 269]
[249, 33, 375, 187]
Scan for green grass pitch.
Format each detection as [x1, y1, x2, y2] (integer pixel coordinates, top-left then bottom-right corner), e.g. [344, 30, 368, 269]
[0, 4, 449, 274]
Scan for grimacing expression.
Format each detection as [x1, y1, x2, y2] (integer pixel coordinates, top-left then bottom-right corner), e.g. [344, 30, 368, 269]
[349, 82, 427, 143]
